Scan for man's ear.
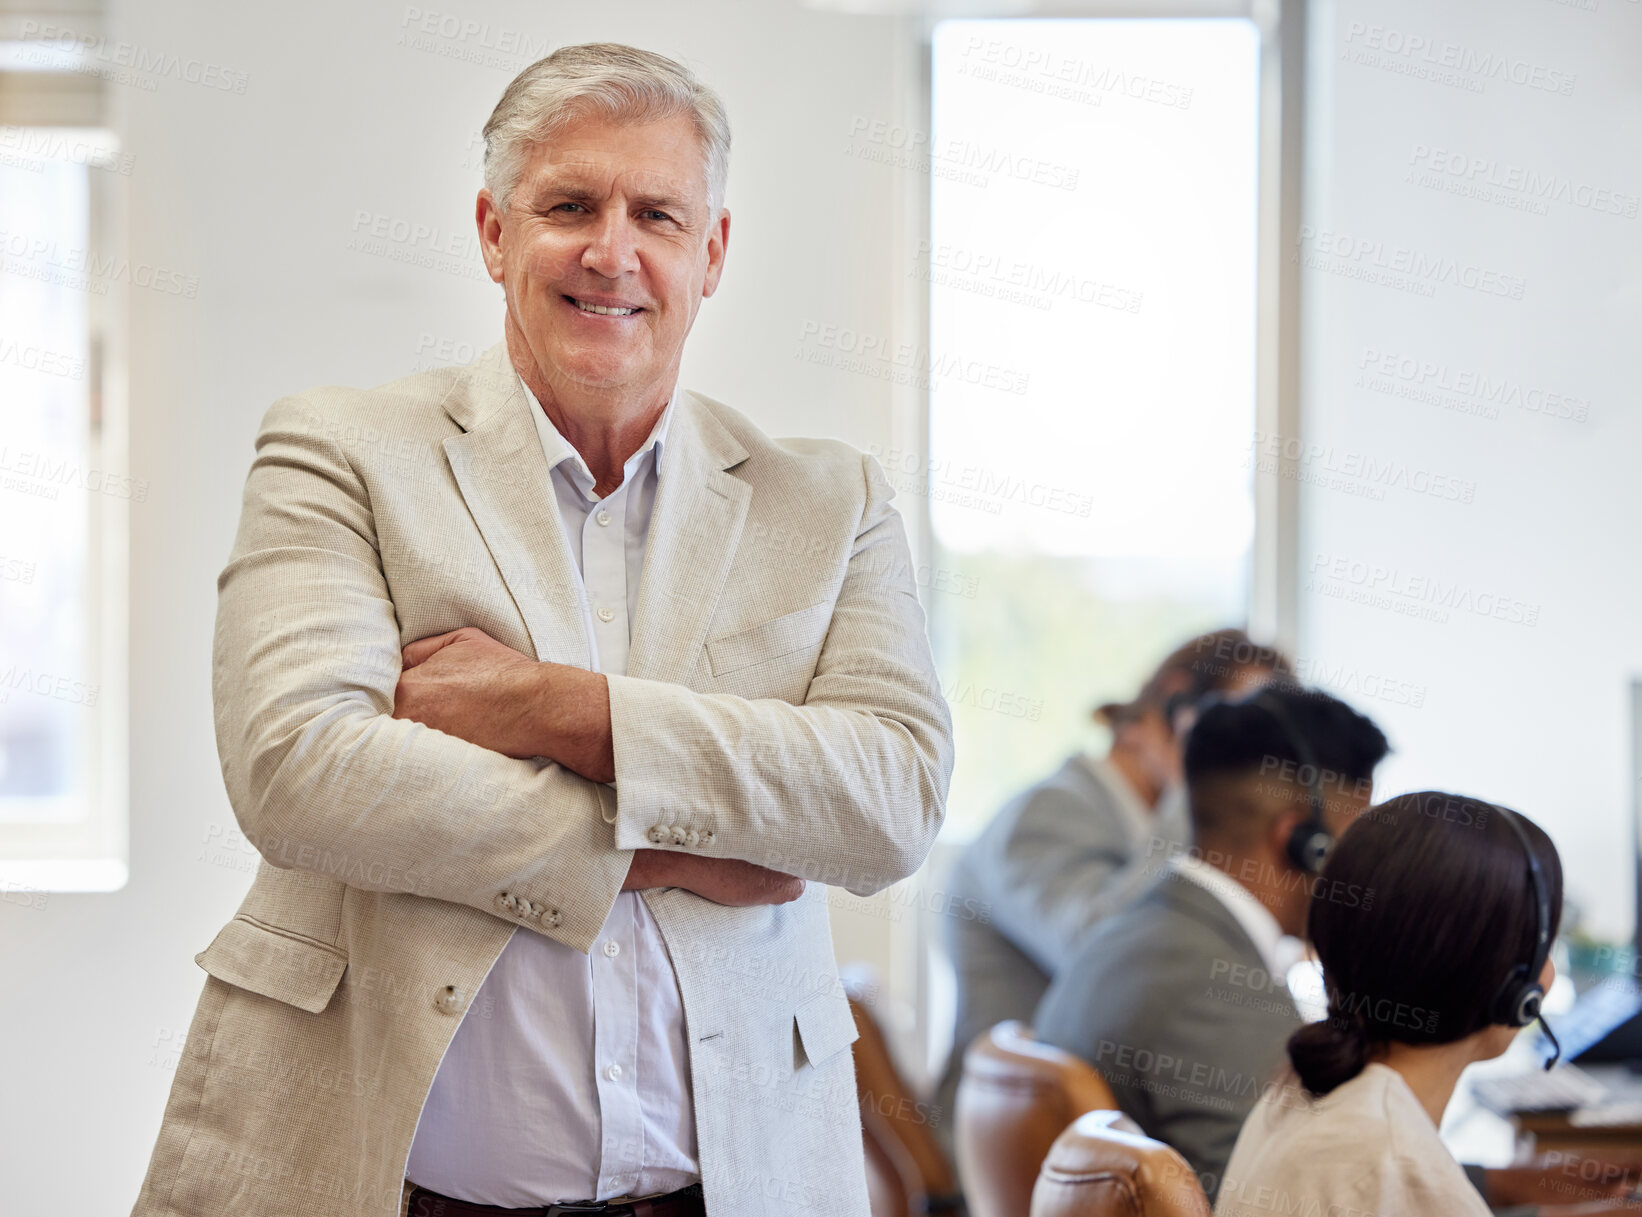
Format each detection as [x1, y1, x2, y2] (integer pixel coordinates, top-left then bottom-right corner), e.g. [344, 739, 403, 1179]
[476, 188, 506, 285]
[1267, 802, 1310, 870]
[701, 208, 730, 298]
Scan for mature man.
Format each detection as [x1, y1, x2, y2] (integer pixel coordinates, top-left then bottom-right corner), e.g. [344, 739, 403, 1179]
[1034, 684, 1388, 1203]
[133, 44, 951, 1217]
[933, 629, 1290, 1145]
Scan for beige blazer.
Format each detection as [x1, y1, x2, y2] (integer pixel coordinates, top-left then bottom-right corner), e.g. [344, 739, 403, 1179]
[131, 342, 954, 1217]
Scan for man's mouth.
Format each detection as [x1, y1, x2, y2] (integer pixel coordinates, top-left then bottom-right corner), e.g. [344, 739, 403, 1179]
[567, 295, 641, 317]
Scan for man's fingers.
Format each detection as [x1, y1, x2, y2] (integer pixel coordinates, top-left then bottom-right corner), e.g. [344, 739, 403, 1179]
[746, 863, 805, 904]
[401, 629, 467, 669]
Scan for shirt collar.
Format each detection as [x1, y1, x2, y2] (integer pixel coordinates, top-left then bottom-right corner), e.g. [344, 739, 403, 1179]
[517, 372, 678, 500]
[1170, 853, 1302, 978]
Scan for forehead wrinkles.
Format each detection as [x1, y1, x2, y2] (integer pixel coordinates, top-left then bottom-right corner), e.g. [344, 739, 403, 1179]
[523, 147, 705, 212]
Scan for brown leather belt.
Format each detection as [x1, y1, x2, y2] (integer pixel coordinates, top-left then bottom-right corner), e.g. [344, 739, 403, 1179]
[407, 1182, 705, 1217]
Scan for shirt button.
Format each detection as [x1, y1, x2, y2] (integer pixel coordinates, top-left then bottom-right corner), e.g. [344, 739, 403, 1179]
[597, 606, 615, 623]
[596, 510, 612, 527]
[603, 940, 621, 958]
[605, 1064, 623, 1082]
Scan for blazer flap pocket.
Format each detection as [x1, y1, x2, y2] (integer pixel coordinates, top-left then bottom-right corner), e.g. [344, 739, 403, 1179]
[794, 992, 859, 1070]
[707, 601, 832, 678]
[195, 915, 348, 1014]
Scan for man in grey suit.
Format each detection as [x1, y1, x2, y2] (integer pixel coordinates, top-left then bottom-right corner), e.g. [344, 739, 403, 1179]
[1034, 684, 1388, 1203]
[934, 630, 1290, 1143]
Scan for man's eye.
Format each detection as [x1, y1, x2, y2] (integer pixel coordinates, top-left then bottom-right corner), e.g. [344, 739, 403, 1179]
[551, 202, 586, 214]
[641, 209, 671, 222]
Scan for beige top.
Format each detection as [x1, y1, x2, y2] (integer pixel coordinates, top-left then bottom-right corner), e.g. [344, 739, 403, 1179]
[1214, 1062, 1490, 1217]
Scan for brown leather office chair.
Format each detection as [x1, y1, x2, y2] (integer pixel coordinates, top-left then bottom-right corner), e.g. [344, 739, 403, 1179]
[1030, 1111, 1211, 1217]
[848, 988, 965, 1217]
[955, 1022, 1120, 1217]
[862, 1100, 924, 1217]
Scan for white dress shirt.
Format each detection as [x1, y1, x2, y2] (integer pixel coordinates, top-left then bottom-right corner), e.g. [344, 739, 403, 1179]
[1169, 854, 1305, 980]
[405, 378, 698, 1206]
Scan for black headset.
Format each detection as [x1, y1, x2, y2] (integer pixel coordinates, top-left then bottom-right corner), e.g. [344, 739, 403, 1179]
[1489, 802, 1561, 1068]
[1245, 690, 1335, 876]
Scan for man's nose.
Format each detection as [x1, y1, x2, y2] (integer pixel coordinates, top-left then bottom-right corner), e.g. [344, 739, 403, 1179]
[581, 209, 640, 279]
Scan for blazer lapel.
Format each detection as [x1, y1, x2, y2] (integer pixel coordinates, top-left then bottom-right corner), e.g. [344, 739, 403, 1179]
[441, 343, 591, 668]
[626, 391, 750, 686]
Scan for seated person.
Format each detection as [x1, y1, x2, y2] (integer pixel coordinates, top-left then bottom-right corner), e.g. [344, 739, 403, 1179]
[1034, 684, 1389, 1204]
[935, 629, 1291, 1140]
[1216, 793, 1635, 1217]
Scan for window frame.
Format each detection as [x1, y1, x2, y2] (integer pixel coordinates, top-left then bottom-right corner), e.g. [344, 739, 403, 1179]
[828, 0, 1307, 1086]
[0, 39, 129, 894]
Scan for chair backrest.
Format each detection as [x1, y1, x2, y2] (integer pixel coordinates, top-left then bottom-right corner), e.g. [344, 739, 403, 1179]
[849, 993, 963, 1217]
[955, 1022, 1119, 1217]
[1030, 1111, 1212, 1217]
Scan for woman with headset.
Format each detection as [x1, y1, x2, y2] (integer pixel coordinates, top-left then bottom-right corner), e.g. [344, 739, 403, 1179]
[1214, 790, 1567, 1216]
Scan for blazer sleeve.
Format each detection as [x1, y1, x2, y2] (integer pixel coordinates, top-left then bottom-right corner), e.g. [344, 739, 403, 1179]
[212, 395, 629, 954]
[972, 784, 1160, 975]
[602, 452, 954, 896]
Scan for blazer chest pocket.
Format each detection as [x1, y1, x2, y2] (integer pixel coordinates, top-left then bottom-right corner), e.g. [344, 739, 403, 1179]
[706, 601, 832, 678]
[794, 991, 860, 1071]
[195, 915, 348, 1014]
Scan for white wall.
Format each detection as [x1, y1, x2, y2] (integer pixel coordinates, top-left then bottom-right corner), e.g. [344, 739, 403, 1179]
[4, 3, 917, 1210]
[1297, 0, 1642, 937]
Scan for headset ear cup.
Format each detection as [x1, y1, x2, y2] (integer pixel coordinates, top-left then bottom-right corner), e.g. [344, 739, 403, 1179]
[1518, 987, 1544, 1026]
[1493, 966, 1541, 1028]
[1288, 825, 1333, 876]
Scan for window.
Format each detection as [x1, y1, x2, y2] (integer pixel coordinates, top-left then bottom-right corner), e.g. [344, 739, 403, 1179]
[926, 17, 1263, 834]
[0, 45, 127, 892]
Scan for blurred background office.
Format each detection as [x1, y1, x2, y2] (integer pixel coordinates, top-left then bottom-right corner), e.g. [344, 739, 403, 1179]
[1, 0, 1639, 1212]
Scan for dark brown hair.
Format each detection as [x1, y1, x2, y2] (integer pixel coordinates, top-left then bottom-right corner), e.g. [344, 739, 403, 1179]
[1287, 791, 1563, 1096]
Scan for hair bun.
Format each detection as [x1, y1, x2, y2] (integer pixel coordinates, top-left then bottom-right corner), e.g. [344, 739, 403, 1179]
[1287, 1016, 1370, 1097]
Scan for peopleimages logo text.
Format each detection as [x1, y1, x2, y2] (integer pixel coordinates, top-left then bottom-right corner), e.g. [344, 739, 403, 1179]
[1343, 23, 1577, 96]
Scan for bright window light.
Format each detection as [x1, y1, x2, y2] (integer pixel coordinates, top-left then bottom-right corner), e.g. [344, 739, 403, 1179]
[928, 18, 1262, 832]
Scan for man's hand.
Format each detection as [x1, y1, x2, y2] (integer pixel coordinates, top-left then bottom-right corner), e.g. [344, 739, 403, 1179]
[392, 627, 615, 781]
[625, 850, 806, 907]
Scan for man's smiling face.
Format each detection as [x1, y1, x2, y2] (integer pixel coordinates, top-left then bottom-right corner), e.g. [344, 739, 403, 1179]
[478, 108, 728, 403]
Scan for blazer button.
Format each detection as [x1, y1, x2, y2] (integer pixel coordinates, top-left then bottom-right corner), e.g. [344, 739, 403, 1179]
[647, 825, 668, 845]
[684, 828, 700, 848]
[699, 830, 715, 847]
[669, 826, 688, 846]
[433, 985, 468, 1015]
[494, 893, 513, 914]
[540, 907, 562, 929]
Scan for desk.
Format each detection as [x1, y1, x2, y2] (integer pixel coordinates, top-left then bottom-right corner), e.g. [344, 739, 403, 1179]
[1514, 1064, 1642, 1163]
[1447, 1053, 1642, 1166]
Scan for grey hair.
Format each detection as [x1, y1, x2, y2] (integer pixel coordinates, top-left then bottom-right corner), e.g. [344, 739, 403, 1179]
[482, 42, 731, 217]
